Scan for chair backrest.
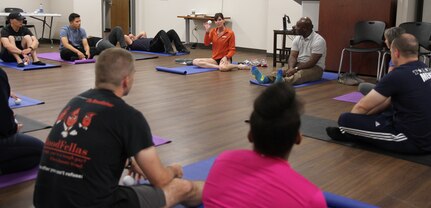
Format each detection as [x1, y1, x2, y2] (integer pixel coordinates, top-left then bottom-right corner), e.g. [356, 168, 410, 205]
[4, 8, 28, 25]
[399, 22, 431, 49]
[4, 8, 24, 13]
[351, 21, 386, 46]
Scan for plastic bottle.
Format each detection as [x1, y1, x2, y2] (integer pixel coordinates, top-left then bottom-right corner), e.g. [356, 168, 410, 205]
[39, 3, 44, 13]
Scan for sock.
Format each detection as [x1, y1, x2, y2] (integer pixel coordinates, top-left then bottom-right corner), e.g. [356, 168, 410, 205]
[274, 69, 284, 83]
[251, 66, 269, 84]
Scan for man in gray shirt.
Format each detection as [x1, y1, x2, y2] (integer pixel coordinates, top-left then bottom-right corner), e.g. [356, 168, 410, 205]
[59, 13, 96, 61]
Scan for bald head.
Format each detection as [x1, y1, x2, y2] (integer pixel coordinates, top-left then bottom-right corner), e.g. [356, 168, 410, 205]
[391, 33, 419, 58]
[295, 17, 313, 37]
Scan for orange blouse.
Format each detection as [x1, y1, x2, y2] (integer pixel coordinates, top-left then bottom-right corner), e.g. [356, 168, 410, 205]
[204, 27, 236, 60]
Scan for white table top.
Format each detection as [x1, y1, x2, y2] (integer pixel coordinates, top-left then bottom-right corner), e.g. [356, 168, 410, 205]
[0, 12, 61, 17]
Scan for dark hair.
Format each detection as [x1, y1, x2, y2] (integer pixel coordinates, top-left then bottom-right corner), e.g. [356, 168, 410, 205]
[214, 13, 224, 21]
[68, 13, 80, 22]
[384, 27, 405, 46]
[392, 33, 419, 57]
[249, 83, 303, 158]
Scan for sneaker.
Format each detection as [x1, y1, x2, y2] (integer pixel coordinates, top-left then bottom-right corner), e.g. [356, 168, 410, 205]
[32, 61, 46, 66]
[274, 69, 284, 83]
[250, 59, 260, 66]
[326, 127, 349, 141]
[338, 73, 359, 86]
[350, 73, 365, 83]
[178, 48, 190, 54]
[260, 59, 268, 67]
[17, 62, 25, 67]
[251, 66, 269, 84]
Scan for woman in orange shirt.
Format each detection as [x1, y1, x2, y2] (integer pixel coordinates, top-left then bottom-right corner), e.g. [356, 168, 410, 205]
[193, 13, 249, 71]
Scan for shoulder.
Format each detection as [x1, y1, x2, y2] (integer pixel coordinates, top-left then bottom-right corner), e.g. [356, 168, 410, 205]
[312, 32, 326, 44]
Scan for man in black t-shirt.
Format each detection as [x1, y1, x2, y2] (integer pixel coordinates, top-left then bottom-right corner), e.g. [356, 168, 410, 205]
[34, 48, 203, 208]
[0, 12, 45, 67]
[327, 34, 431, 154]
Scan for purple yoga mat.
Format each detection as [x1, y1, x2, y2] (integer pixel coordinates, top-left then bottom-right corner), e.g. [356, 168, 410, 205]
[131, 50, 188, 57]
[333, 92, 364, 103]
[38, 52, 96, 64]
[8, 94, 44, 109]
[153, 135, 171, 146]
[156, 65, 218, 75]
[0, 167, 38, 189]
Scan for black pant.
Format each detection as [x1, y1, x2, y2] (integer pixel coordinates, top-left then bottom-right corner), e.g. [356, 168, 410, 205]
[0, 133, 43, 175]
[87, 26, 127, 55]
[149, 30, 186, 53]
[60, 46, 97, 61]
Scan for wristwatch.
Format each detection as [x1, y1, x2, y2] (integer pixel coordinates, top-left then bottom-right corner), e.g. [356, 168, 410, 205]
[294, 66, 299, 71]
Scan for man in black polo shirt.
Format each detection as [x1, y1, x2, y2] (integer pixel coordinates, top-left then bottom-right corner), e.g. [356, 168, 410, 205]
[0, 12, 45, 67]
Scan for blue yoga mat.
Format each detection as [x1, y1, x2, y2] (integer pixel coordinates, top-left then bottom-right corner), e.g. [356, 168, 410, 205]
[179, 156, 378, 208]
[131, 50, 188, 57]
[0, 61, 60, 71]
[250, 71, 339, 87]
[8, 94, 44, 109]
[156, 65, 218, 75]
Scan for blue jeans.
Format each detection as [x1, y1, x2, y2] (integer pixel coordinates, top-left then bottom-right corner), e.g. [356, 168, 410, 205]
[0, 133, 43, 175]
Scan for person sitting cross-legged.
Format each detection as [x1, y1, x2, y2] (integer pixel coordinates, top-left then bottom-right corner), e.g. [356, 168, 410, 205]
[326, 33, 431, 154]
[203, 83, 326, 208]
[252, 17, 326, 84]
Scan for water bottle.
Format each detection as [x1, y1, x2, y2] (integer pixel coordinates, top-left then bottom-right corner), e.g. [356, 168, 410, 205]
[39, 3, 44, 13]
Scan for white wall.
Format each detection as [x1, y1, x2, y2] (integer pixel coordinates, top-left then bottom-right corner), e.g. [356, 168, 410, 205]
[302, 1, 320, 31]
[423, 0, 431, 22]
[266, 0, 302, 53]
[2, 0, 422, 53]
[73, 0, 102, 37]
[396, 0, 416, 26]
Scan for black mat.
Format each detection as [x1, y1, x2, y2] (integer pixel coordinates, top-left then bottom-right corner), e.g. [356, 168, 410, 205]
[301, 114, 431, 166]
[15, 115, 52, 133]
[131, 53, 158, 61]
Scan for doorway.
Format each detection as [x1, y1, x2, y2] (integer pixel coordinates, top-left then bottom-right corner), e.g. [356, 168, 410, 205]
[102, 0, 136, 35]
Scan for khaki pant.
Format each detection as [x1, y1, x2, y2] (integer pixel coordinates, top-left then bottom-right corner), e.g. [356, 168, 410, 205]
[269, 65, 323, 85]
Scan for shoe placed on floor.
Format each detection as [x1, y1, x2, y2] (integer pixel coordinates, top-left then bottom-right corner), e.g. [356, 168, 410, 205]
[351, 73, 365, 83]
[338, 73, 360, 86]
[326, 127, 349, 141]
[32, 61, 46, 66]
[178, 48, 190, 54]
[274, 68, 284, 83]
[17, 62, 25, 67]
[166, 51, 176, 55]
[259, 59, 268, 67]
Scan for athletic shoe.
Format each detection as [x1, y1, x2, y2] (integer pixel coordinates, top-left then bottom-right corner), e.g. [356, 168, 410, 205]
[251, 66, 269, 83]
[17, 62, 25, 67]
[32, 61, 46, 65]
[326, 127, 349, 141]
[338, 73, 359, 86]
[274, 69, 284, 83]
[260, 59, 268, 67]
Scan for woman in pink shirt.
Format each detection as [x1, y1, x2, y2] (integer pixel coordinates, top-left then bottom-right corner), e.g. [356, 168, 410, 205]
[203, 83, 326, 208]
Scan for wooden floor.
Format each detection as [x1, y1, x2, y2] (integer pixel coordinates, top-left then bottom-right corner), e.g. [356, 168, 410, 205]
[1, 45, 430, 208]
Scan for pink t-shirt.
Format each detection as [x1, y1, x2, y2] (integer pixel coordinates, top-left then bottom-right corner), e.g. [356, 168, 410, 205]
[203, 150, 326, 208]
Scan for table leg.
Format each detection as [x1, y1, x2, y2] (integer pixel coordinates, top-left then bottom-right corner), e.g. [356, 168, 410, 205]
[185, 19, 190, 44]
[49, 17, 54, 47]
[273, 32, 277, 67]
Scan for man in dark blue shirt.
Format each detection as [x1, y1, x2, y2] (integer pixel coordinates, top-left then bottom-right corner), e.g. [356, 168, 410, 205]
[327, 34, 431, 154]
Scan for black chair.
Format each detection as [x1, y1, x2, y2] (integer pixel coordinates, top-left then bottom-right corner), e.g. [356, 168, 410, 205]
[4, 7, 38, 37]
[399, 22, 431, 65]
[338, 21, 386, 78]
